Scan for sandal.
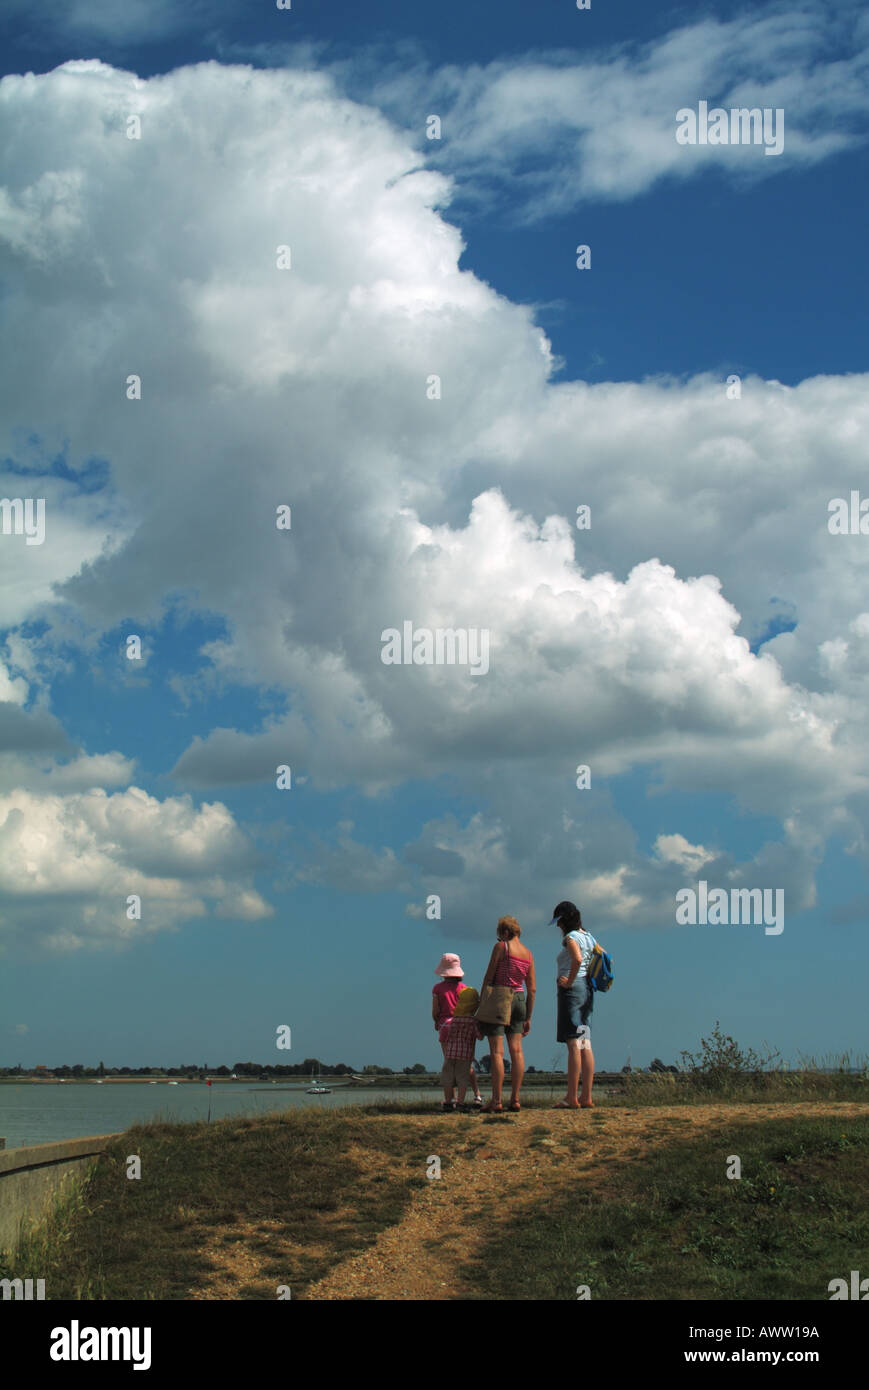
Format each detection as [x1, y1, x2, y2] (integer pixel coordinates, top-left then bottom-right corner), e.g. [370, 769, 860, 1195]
[508, 1102, 521, 1111]
[580, 1102, 594, 1109]
[481, 1102, 503, 1113]
[553, 1100, 579, 1109]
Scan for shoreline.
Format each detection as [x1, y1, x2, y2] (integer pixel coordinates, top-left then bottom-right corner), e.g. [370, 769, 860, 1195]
[0, 1072, 627, 1087]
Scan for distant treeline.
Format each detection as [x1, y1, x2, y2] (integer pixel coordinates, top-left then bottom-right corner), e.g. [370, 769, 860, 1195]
[0, 1060, 433, 1078]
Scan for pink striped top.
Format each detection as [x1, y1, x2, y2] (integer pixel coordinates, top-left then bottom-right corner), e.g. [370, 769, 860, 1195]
[494, 946, 532, 991]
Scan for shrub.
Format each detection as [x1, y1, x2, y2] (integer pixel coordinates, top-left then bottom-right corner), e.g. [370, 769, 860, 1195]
[679, 1021, 781, 1091]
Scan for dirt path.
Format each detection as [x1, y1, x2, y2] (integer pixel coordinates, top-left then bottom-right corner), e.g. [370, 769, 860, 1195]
[305, 1102, 867, 1301]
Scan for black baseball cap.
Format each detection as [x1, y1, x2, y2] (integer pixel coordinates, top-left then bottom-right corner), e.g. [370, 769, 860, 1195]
[549, 900, 578, 925]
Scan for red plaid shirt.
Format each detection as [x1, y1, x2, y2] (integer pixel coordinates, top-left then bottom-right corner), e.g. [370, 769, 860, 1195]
[443, 1017, 478, 1060]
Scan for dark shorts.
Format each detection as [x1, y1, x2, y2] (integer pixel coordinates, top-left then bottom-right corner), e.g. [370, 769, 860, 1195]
[557, 980, 593, 1044]
[478, 990, 527, 1038]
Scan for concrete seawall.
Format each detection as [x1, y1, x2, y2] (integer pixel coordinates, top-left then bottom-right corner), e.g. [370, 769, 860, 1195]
[0, 1133, 122, 1258]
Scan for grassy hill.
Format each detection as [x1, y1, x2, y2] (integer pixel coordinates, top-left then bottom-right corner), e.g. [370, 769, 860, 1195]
[3, 1096, 868, 1300]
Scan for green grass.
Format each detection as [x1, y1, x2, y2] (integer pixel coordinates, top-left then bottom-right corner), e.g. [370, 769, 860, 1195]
[461, 1114, 869, 1299]
[1, 1107, 452, 1300]
[621, 1069, 867, 1104]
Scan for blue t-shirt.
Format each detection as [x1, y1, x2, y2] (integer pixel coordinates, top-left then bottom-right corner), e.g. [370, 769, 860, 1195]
[557, 929, 595, 981]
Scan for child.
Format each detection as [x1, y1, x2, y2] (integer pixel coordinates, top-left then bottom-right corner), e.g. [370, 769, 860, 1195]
[432, 954, 483, 1110]
[440, 986, 483, 1110]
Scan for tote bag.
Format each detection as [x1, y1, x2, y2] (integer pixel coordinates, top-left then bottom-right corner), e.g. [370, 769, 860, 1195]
[475, 942, 514, 1026]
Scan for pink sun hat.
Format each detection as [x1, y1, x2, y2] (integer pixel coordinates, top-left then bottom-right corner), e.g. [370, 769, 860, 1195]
[434, 952, 464, 977]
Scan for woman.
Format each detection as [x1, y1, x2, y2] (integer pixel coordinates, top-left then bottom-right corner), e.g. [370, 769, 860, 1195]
[551, 900, 595, 1109]
[477, 916, 536, 1112]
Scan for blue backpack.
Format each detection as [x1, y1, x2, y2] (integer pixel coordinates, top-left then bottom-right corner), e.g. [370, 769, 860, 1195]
[588, 941, 614, 993]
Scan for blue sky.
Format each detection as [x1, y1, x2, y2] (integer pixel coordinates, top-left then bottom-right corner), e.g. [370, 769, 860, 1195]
[0, 0, 868, 1074]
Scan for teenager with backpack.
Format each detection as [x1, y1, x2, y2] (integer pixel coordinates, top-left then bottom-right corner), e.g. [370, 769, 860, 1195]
[551, 900, 599, 1110]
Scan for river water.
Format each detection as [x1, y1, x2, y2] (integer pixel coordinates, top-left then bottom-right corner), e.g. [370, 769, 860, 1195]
[0, 1083, 448, 1150]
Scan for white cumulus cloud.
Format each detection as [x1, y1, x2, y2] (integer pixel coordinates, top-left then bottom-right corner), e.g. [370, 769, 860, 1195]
[1, 56, 868, 942]
[0, 786, 271, 952]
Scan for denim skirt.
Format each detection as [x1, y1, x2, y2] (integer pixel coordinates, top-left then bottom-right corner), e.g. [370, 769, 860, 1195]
[556, 979, 593, 1043]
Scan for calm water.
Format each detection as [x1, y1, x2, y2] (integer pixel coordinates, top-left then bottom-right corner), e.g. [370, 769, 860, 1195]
[0, 1083, 440, 1150]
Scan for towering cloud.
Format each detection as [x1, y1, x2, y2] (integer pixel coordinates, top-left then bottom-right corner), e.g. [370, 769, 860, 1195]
[1, 56, 867, 945]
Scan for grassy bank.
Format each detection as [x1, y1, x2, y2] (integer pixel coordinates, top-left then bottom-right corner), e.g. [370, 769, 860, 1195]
[3, 1100, 867, 1300]
[464, 1110, 869, 1300]
[2, 1108, 449, 1300]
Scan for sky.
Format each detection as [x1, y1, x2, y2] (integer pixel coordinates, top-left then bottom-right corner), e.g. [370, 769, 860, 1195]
[0, 0, 868, 1074]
